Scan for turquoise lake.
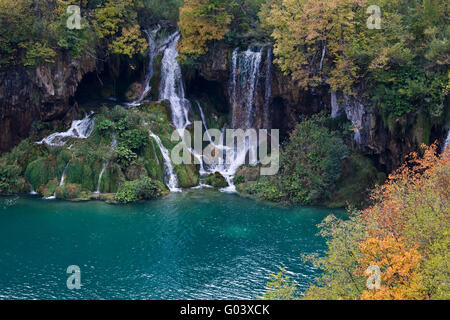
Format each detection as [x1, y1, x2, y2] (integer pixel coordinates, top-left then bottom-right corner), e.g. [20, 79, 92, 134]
[0, 191, 344, 299]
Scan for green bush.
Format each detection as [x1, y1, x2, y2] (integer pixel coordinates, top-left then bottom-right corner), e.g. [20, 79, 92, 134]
[243, 179, 286, 202]
[280, 114, 349, 205]
[119, 129, 149, 152]
[0, 162, 25, 194]
[55, 183, 82, 200]
[115, 146, 138, 167]
[233, 175, 245, 185]
[115, 176, 167, 203]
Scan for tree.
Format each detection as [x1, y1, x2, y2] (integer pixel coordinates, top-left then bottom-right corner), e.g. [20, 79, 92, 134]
[93, 0, 148, 57]
[178, 0, 233, 60]
[259, 0, 366, 92]
[302, 144, 450, 300]
[260, 268, 298, 300]
[358, 236, 425, 300]
[281, 114, 349, 204]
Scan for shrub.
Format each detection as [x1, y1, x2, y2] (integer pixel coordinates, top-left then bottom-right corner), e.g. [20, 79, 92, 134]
[55, 184, 82, 200]
[0, 162, 23, 194]
[120, 129, 149, 152]
[280, 114, 349, 205]
[115, 176, 166, 203]
[115, 146, 137, 167]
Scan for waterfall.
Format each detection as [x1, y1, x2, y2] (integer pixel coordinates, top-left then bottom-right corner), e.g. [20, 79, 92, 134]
[263, 47, 272, 129]
[229, 47, 263, 129]
[94, 137, 117, 194]
[37, 112, 95, 147]
[126, 27, 160, 107]
[443, 130, 450, 154]
[159, 32, 191, 130]
[149, 131, 181, 192]
[44, 162, 69, 200]
[29, 184, 37, 195]
[59, 163, 69, 187]
[195, 101, 248, 193]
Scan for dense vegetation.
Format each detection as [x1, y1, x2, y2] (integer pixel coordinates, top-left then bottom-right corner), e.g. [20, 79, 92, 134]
[0, 0, 448, 301]
[237, 114, 384, 207]
[178, 0, 448, 120]
[0, 0, 184, 68]
[0, 102, 202, 201]
[263, 144, 449, 299]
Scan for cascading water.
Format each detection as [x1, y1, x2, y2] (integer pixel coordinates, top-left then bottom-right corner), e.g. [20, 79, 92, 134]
[37, 112, 95, 147]
[94, 137, 117, 194]
[155, 38, 268, 192]
[443, 130, 450, 154]
[29, 184, 37, 195]
[159, 32, 191, 130]
[230, 47, 263, 129]
[157, 32, 208, 188]
[149, 131, 181, 192]
[263, 47, 272, 129]
[126, 27, 160, 107]
[59, 163, 69, 187]
[44, 162, 69, 200]
[195, 101, 248, 192]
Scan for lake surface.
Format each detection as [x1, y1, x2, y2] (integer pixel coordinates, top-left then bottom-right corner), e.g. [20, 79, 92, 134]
[0, 191, 344, 300]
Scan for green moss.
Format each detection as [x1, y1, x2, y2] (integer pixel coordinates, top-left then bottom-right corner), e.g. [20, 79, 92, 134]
[99, 163, 125, 193]
[175, 164, 200, 188]
[205, 172, 228, 189]
[25, 158, 53, 189]
[55, 183, 82, 199]
[65, 159, 100, 191]
[149, 56, 162, 99]
[326, 152, 385, 209]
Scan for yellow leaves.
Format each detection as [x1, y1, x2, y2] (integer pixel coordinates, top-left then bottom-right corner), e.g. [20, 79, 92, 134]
[178, 0, 232, 60]
[358, 236, 425, 300]
[260, 0, 366, 90]
[110, 25, 148, 58]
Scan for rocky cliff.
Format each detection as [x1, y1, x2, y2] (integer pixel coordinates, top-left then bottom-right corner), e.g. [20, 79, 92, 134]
[0, 53, 98, 153]
[196, 43, 448, 171]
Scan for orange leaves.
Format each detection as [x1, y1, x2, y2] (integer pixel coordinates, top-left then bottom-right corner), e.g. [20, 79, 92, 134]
[358, 236, 425, 300]
[357, 143, 449, 299]
[362, 143, 449, 238]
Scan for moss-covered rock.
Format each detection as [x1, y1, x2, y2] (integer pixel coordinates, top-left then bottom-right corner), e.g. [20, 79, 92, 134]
[125, 82, 143, 102]
[125, 164, 148, 181]
[326, 152, 386, 208]
[38, 178, 59, 198]
[0, 101, 201, 201]
[234, 165, 260, 183]
[206, 172, 228, 188]
[175, 164, 200, 188]
[25, 158, 56, 190]
[55, 183, 82, 200]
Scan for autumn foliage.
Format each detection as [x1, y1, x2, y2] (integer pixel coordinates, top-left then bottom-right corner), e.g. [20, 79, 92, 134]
[178, 0, 232, 60]
[303, 143, 449, 300]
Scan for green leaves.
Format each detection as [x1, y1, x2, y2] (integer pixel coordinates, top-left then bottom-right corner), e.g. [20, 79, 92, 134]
[115, 176, 166, 203]
[260, 268, 298, 300]
[281, 114, 349, 205]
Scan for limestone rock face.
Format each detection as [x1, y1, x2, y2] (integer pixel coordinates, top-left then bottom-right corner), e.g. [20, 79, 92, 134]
[199, 44, 447, 172]
[329, 91, 448, 171]
[0, 52, 97, 153]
